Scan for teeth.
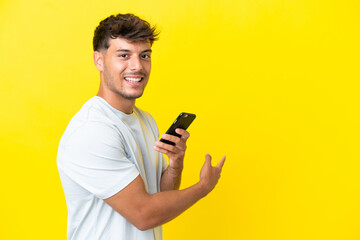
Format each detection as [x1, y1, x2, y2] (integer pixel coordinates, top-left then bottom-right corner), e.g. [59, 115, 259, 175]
[125, 77, 142, 82]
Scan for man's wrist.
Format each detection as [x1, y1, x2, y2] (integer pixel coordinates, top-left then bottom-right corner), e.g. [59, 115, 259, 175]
[194, 181, 209, 198]
[166, 165, 183, 176]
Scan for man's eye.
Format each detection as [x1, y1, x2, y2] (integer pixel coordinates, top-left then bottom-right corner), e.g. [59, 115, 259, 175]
[142, 54, 151, 59]
[119, 54, 128, 58]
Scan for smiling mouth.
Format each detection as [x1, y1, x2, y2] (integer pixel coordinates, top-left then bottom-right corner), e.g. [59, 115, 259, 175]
[124, 77, 143, 83]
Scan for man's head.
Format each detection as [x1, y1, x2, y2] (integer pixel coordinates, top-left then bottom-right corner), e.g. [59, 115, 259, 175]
[93, 14, 159, 105]
[93, 13, 159, 52]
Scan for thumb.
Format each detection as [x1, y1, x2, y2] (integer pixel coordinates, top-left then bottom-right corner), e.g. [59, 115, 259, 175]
[216, 155, 226, 169]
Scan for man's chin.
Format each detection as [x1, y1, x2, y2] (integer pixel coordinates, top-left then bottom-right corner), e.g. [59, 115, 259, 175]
[124, 94, 143, 100]
[118, 92, 144, 100]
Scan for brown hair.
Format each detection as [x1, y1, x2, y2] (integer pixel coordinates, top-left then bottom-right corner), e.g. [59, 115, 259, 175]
[93, 13, 159, 51]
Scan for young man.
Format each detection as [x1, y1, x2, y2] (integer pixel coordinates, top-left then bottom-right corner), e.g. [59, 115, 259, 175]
[57, 13, 225, 240]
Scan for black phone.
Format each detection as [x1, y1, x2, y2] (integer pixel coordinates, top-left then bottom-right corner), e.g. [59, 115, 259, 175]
[160, 112, 196, 146]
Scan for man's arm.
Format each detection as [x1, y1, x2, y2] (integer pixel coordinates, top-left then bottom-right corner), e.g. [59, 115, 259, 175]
[155, 128, 189, 191]
[104, 153, 225, 231]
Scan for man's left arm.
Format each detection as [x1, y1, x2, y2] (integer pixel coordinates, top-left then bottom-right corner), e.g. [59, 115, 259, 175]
[154, 128, 190, 191]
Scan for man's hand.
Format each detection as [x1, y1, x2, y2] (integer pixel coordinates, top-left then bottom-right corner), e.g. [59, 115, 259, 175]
[154, 128, 190, 191]
[104, 153, 226, 230]
[154, 128, 190, 172]
[199, 153, 226, 197]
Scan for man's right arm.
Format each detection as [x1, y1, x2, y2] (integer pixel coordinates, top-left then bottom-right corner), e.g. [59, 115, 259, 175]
[104, 153, 225, 231]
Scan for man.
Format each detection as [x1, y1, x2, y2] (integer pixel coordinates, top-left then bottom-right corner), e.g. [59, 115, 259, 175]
[57, 13, 225, 240]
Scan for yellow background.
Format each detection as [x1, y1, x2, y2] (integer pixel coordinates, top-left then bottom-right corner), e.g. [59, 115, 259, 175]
[1, 0, 359, 239]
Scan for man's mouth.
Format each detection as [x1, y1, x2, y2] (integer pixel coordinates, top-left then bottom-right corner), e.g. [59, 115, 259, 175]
[124, 77, 143, 83]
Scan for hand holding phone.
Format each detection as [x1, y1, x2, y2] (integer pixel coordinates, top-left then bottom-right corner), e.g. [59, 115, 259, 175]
[160, 112, 196, 146]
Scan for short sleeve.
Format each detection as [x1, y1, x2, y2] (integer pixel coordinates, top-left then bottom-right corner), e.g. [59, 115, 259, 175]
[59, 121, 139, 199]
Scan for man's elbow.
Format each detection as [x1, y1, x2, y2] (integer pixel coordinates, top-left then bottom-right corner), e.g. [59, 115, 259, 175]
[134, 222, 152, 231]
[121, 194, 164, 231]
[133, 216, 160, 231]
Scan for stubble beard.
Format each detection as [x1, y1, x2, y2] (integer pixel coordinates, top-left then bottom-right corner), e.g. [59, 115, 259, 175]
[110, 82, 145, 100]
[103, 69, 147, 100]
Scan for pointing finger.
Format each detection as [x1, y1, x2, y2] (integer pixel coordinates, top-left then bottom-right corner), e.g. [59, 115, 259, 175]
[205, 153, 212, 165]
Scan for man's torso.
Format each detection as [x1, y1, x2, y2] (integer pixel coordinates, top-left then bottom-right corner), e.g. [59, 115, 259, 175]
[57, 96, 166, 240]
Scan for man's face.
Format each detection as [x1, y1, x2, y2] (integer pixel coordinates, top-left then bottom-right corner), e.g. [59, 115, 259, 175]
[99, 37, 152, 100]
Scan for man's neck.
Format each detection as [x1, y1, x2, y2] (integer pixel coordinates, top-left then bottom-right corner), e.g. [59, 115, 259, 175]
[97, 91, 135, 114]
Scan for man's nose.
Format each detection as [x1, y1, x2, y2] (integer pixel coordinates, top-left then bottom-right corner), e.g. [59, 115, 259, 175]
[128, 56, 143, 71]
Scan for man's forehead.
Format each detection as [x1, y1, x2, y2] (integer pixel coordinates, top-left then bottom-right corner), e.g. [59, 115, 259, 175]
[108, 37, 151, 50]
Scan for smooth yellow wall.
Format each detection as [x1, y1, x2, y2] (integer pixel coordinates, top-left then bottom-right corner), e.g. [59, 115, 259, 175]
[1, 0, 359, 239]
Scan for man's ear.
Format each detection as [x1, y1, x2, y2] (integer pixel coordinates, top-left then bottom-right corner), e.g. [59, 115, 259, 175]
[93, 51, 104, 71]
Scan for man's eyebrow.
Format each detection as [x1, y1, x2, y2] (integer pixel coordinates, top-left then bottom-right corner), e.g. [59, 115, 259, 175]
[115, 49, 152, 53]
[115, 49, 131, 52]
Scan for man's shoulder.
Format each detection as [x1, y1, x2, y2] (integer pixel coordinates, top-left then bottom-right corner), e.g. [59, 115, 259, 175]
[61, 97, 120, 142]
[74, 96, 119, 123]
[78, 96, 118, 122]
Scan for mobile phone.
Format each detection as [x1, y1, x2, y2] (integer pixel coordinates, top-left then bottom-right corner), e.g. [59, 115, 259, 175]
[160, 112, 196, 146]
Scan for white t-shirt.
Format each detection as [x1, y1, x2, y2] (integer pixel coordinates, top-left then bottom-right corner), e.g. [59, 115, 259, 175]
[57, 96, 168, 240]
